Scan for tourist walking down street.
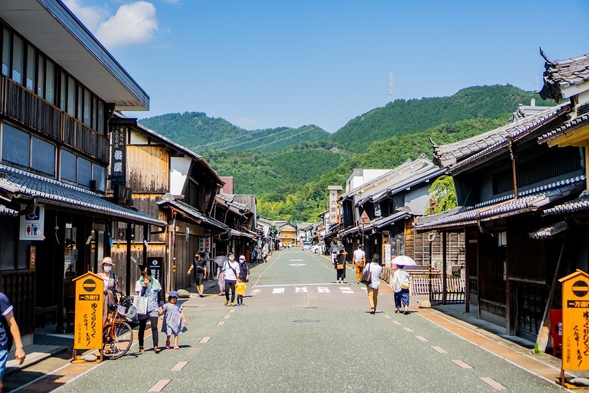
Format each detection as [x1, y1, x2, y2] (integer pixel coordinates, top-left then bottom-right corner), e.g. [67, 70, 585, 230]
[392, 263, 411, 314]
[187, 252, 207, 298]
[366, 254, 383, 314]
[98, 256, 119, 323]
[353, 244, 365, 284]
[237, 255, 250, 282]
[0, 291, 25, 390]
[161, 291, 187, 350]
[335, 248, 347, 283]
[222, 253, 240, 306]
[235, 278, 246, 306]
[135, 268, 163, 353]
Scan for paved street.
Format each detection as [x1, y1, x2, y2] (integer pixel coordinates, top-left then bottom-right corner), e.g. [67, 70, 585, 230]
[13, 249, 566, 392]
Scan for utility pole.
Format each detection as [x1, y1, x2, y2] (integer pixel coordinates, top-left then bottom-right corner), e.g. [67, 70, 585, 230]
[388, 71, 394, 103]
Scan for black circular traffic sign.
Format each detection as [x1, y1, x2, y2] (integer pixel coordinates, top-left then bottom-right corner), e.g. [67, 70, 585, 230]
[83, 279, 96, 292]
[572, 280, 589, 297]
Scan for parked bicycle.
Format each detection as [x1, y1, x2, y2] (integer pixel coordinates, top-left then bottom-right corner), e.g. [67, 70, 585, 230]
[101, 290, 134, 359]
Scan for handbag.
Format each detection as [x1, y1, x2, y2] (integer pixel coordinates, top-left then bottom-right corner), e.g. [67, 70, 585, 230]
[336, 263, 344, 270]
[360, 265, 372, 285]
[133, 295, 148, 315]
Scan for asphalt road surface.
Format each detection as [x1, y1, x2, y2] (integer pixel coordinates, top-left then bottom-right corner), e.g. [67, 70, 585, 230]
[19, 249, 566, 392]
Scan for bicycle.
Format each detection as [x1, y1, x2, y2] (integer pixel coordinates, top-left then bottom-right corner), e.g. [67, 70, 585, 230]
[101, 290, 134, 360]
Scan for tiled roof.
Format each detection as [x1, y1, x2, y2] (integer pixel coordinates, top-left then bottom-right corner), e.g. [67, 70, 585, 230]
[0, 204, 18, 217]
[433, 104, 568, 170]
[543, 189, 589, 216]
[529, 221, 567, 240]
[414, 176, 585, 231]
[0, 165, 165, 226]
[157, 196, 229, 232]
[537, 111, 589, 145]
[338, 208, 413, 237]
[539, 52, 589, 102]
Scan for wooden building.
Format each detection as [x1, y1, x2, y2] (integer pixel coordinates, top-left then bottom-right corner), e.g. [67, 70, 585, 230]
[337, 156, 464, 268]
[415, 96, 585, 341]
[0, 1, 164, 339]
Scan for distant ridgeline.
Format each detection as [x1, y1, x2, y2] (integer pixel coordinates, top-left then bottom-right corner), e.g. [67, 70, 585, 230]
[137, 85, 554, 222]
[138, 112, 330, 153]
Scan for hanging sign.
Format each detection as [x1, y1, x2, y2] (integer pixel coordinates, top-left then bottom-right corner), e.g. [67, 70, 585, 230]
[19, 205, 45, 241]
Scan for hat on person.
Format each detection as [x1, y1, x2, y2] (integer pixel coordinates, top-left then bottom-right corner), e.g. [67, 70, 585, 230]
[239, 255, 246, 261]
[168, 291, 178, 298]
[100, 257, 114, 267]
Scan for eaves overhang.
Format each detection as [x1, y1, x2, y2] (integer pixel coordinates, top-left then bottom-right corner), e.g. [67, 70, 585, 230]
[0, 0, 149, 110]
[157, 197, 229, 234]
[0, 164, 165, 226]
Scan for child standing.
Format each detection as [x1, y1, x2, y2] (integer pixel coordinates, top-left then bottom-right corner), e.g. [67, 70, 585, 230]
[235, 278, 246, 306]
[160, 291, 187, 350]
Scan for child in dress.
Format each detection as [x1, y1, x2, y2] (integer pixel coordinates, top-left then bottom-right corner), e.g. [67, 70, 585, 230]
[235, 278, 246, 306]
[160, 291, 187, 350]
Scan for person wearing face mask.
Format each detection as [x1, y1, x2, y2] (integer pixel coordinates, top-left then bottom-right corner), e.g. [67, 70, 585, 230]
[99, 256, 119, 323]
[221, 253, 240, 306]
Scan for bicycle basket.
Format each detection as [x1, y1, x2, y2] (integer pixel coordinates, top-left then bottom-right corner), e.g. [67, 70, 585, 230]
[125, 305, 137, 320]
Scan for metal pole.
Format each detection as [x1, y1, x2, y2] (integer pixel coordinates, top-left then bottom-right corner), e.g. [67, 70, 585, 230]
[429, 240, 433, 303]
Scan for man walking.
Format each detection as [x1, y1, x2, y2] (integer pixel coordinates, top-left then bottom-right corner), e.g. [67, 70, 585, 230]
[187, 252, 207, 298]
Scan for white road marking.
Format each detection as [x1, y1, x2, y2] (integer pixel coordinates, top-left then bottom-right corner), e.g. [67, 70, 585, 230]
[452, 359, 473, 369]
[415, 335, 429, 342]
[199, 336, 211, 343]
[223, 314, 231, 319]
[317, 287, 330, 293]
[288, 264, 306, 266]
[479, 377, 507, 390]
[217, 321, 226, 326]
[295, 287, 308, 293]
[251, 289, 261, 295]
[273, 288, 285, 294]
[431, 346, 448, 353]
[392, 320, 402, 325]
[148, 379, 171, 392]
[403, 327, 414, 333]
[171, 361, 189, 371]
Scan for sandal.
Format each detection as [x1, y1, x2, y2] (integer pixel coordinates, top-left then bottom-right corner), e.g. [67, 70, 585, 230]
[165, 340, 170, 349]
[174, 346, 180, 350]
[154, 346, 161, 353]
[139, 346, 144, 353]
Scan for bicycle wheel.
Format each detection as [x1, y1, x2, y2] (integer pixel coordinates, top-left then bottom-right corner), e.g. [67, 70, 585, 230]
[102, 321, 133, 359]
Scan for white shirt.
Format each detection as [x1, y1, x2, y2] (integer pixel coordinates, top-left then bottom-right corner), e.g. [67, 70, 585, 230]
[353, 249, 365, 262]
[223, 260, 240, 281]
[367, 262, 382, 289]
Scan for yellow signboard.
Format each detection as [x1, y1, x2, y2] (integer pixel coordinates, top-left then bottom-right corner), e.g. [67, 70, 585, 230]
[73, 272, 104, 350]
[559, 269, 589, 371]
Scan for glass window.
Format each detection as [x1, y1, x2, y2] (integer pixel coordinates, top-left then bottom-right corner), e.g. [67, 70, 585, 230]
[12, 35, 23, 84]
[61, 150, 76, 182]
[92, 96, 97, 130]
[67, 76, 76, 116]
[26, 44, 35, 91]
[92, 164, 106, 192]
[83, 88, 91, 126]
[2, 124, 29, 167]
[77, 85, 83, 122]
[60, 71, 67, 111]
[78, 157, 92, 187]
[32, 137, 55, 175]
[1, 28, 10, 76]
[37, 56, 45, 98]
[45, 60, 55, 105]
[97, 101, 105, 135]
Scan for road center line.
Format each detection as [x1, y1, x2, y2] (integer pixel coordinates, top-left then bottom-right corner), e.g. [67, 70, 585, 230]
[452, 359, 473, 369]
[480, 377, 507, 390]
[148, 379, 171, 392]
[171, 361, 189, 371]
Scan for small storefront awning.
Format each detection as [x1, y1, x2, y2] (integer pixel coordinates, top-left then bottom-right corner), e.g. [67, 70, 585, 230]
[366, 208, 412, 230]
[0, 164, 165, 226]
[157, 197, 229, 233]
[229, 229, 256, 240]
[529, 221, 568, 239]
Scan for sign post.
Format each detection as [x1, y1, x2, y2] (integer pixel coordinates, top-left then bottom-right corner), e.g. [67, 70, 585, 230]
[359, 211, 371, 248]
[71, 272, 103, 363]
[558, 269, 589, 387]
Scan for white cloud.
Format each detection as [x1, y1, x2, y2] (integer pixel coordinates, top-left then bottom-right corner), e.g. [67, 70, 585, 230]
[93, 2, 159, 49]
[63, 0, 109, 32]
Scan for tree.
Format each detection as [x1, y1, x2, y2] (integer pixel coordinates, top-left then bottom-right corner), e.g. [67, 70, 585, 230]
[425, 175, 457, 215]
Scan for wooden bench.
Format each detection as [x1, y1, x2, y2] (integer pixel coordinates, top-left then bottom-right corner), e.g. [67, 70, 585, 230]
[35, 306, 57, 328]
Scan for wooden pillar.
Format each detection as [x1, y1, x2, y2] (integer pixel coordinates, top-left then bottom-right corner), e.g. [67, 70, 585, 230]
[53, 211, 66, 333]
[442, 231, 447, 305]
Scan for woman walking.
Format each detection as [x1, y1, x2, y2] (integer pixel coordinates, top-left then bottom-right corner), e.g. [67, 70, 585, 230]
[135, 268, 163, 353]
[392, 264, 411, 314]
[366, 254, 383, 314]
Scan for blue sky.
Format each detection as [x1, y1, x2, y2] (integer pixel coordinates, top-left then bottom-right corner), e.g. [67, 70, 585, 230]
[66, 0, 589, 133]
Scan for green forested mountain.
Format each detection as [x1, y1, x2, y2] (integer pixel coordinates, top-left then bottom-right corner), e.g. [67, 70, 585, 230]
[329, 85, 552, 153]
[140, 85, 555, 222]
[138, 112, 330, 153]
